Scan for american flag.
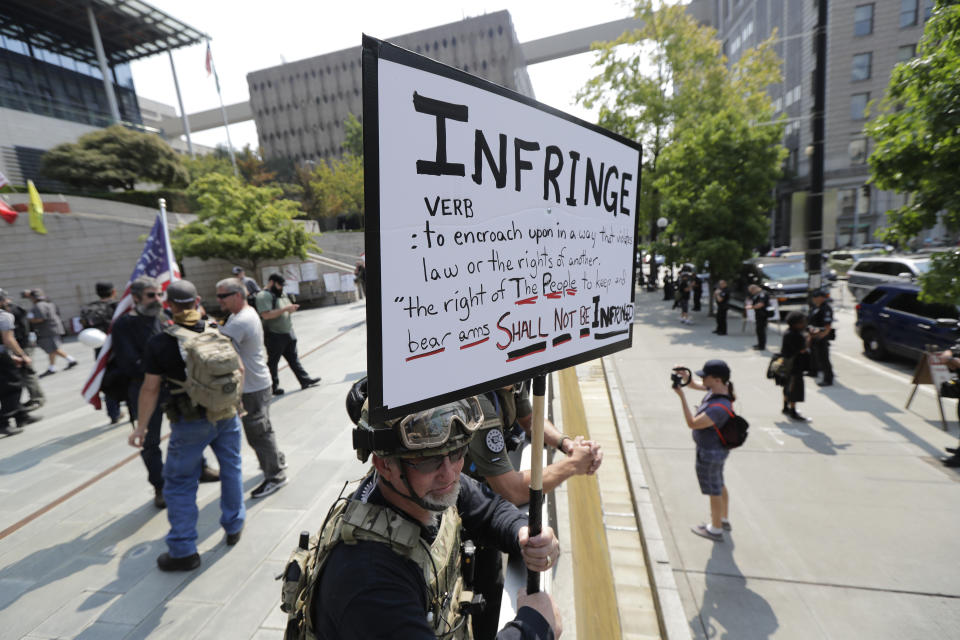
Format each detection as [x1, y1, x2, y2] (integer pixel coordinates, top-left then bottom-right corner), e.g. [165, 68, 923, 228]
[81, 211, 180, 408]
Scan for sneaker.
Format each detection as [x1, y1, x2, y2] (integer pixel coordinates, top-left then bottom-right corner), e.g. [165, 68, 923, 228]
[787, 409, 809, 422]
[721, 520, 732, 531]
[817, 380, 833, 387]
[66, 360, 78, 370]
[38, 370, 56, 378]
[16, 413, 40, 427]
[752, 345, 765, 350]
[1, 424, 24, 436]
[199, 466, 220, 483]
[154, 488, 166, 509]
[251, 476, 288, 499]
[156, 552, 200, 572]
[691, 524, 723, 542]
[23, 399, 43, 412]
[272, 387, 285, 396]
[278, 452, 288, 470]
[226, 529, 243, 546]
[300, 377, 321, 390]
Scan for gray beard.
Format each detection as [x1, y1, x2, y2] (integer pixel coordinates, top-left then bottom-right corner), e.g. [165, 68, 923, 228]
[421, 478, 461, 513]
[136, 302, 162, 316]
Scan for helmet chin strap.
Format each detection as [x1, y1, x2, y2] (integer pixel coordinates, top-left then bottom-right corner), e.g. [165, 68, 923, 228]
[380, 465, 447, 513]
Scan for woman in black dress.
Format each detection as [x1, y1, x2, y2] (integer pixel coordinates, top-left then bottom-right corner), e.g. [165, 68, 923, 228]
[781, 311, 810, 421]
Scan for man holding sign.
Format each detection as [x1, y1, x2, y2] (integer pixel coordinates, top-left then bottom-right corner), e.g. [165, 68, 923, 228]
[288, 398, 562, 639]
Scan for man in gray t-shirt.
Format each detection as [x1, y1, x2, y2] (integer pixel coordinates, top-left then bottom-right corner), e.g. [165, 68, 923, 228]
[217, 278, 287, 499]
[1, 289, 40, 434]
[25, 289, 77, 376]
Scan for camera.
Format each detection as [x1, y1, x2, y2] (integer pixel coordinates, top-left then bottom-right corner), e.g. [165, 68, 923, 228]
[671, 367, 692, 389]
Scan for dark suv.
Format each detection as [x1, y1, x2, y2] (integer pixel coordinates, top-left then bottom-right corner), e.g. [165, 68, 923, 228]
[731, 258, 810, 318]
[855, 283, 959, 360]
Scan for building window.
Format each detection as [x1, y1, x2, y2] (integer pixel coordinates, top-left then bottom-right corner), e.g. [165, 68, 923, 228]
[851, 93, 869, 120]
[900, 0, 918, 27]
[897, 44, 916, 63]
[854, 4, 874, 36]
[851, 53, 872, 81]
[924, 0, 934, 21]
[849, 138, 868, 165]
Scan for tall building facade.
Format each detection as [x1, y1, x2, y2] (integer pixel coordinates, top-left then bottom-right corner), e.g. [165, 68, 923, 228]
[695, 0, 937, 249]
[247, 11, 533, 164]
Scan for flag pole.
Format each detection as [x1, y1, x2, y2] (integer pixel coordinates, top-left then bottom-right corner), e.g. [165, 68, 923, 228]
[207, 39, 238, 175]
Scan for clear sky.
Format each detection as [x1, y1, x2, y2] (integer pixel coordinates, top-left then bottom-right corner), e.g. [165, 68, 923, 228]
[130, 0, 636, 152]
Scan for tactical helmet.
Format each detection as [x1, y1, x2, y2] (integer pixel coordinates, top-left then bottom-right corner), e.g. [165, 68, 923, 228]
[352, 397, 483, 463]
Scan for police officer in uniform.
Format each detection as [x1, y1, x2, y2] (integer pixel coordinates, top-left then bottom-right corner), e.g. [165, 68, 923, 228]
[808, 289, 834, 386]
[466, 384, 601, 640]
[303, 397, 562, 639]
[747, 284, 771, 351]
[713, 280, 729, 335]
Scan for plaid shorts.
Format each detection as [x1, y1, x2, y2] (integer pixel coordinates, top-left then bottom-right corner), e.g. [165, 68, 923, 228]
[695, 446, 729, 496]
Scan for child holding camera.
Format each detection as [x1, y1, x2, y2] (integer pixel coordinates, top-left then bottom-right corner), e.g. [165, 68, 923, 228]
[672, 360, 734, 542]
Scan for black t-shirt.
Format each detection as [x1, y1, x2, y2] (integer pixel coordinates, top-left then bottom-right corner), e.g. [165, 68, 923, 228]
[312, 473, 552, 640]
[111, 312, 167, 379]
[781, 329, 806, 369]
[143, 320, 207, 385]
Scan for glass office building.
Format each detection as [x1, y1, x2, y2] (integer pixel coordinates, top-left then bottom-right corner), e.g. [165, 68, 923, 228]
[0, 33, 142, 128]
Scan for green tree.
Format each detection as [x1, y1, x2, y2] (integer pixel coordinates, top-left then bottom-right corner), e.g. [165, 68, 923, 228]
[172, 173, 316, 273]
[307, 154, 364, 227]
[343, 113, 364, 157]
[866, 0, 960, 302]
[182, 148, 234, 183]
[655, 39, 786, 278]
[578, 0, 728, 236]
[41, 125, 188, 191]
[580, 0, 785, 277]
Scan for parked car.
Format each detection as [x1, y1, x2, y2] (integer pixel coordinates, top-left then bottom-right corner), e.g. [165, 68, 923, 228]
[731, 258, 812, 318]
[827, 249, 883, 276]
[846, 256, 931, 301]
[855, 283, 959, 360]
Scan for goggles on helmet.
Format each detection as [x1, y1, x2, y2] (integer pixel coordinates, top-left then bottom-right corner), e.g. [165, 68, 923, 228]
[396, 397, 483, 451]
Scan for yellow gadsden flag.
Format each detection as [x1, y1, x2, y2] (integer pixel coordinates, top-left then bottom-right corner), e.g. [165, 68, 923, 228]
[27, 179, 47, 234]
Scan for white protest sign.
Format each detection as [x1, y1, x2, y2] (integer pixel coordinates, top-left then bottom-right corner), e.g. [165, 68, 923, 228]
[300, 262, 319, 282]
[363, 37, 641, 420]
[929, 353, 953, 389]
[341, 273, 356, 292]
[323, 272, 341, 292]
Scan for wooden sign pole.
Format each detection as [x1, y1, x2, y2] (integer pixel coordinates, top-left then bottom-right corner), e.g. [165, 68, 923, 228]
[526, 374, 546, 594]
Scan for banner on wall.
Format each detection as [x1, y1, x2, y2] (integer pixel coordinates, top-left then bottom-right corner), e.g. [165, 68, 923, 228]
[362, 36, 642, 421]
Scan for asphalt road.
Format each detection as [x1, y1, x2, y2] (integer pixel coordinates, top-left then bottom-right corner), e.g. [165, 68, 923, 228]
[610, 287, 960, 640]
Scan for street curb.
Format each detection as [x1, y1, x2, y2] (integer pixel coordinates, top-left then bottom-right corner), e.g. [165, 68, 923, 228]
[602, 356, 693, 640]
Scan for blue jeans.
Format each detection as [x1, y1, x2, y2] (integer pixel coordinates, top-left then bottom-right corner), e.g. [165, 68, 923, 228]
[163, 414, 245, 558]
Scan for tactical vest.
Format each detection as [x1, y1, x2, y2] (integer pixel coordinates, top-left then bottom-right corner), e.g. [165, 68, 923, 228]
[281, 496, 473, 639]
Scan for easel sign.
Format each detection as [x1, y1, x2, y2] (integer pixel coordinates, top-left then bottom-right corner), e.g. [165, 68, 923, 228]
[362, 36, 642, 422]
[906, 350, 953, 430]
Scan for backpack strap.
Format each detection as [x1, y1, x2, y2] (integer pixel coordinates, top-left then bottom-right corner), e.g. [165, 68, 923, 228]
[707, 402, 735, 447]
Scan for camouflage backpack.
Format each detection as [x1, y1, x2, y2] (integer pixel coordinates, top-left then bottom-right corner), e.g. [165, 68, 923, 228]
[164, 323, 242, 421]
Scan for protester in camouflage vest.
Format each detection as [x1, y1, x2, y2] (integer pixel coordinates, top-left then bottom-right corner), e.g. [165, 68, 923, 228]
[294, 394, 562, 639]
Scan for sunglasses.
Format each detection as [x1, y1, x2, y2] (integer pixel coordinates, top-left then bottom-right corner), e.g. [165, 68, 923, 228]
[400, 445, 469, 473]
[216, 291, 239, 299]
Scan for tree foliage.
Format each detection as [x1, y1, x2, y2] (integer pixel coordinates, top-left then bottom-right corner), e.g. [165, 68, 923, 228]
[172, 173, 316, 272]
[655, 39, 786, 278]
[866, 0, 960, 302]
[42, 125, 188, 191]
[307, 154, 364, 226]
[580, 0, 785, 277]
[343, 113, 364, 157]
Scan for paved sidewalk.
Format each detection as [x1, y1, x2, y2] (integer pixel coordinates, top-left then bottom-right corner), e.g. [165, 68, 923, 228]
[0, 302, 371, 640]
[609, 288, 960, 639]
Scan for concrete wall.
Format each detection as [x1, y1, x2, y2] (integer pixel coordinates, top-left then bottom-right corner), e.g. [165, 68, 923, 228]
[0, 193, 366, 329]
